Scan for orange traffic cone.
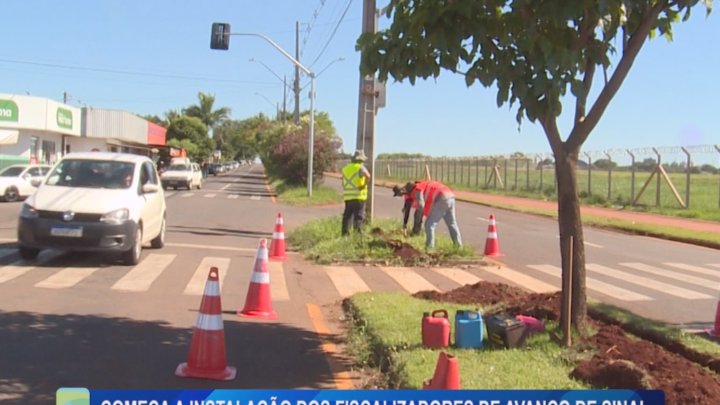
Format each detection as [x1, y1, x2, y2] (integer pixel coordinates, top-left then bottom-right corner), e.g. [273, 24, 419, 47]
[269, 213, 287, 261]
[176, 267, 236, 381]
[422, 351, 460, 389]
[238, 239, 277, 320]
[484, 213, 502, 257]
[706, 290, 720, 337]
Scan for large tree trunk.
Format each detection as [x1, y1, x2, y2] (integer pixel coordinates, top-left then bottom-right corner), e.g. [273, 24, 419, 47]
[554, 147, 587, 330]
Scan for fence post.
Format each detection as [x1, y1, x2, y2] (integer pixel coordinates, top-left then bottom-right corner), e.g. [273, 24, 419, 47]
[585, 152, 592, 197]
[627, 149, 636, 206]
[605, 151, 613, 202]
[716, 145, 720, 208]
[514, 159, 519, 190]
[475, 157, 480, 189]
[654, 148, 662, 207]
[526, 158, 530, 191]
[681, 147, 691, 209]
[503, 159, 508, 190]
[453, 158, 458, 184]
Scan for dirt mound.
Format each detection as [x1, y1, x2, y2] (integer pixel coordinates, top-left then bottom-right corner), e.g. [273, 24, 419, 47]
[412, 281, 720, 405]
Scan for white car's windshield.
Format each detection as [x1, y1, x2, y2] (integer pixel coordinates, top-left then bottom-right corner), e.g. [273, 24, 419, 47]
[0, 166, 25, 177]
[168, 164, 190, 171]
[45, 159, 135, 189]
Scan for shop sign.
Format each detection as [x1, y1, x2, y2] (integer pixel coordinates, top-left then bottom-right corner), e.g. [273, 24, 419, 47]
[0, 99, 19, 122]
[57, 107, 73, 129]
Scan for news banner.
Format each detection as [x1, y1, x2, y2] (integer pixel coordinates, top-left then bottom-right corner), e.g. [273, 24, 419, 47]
[57, 388, 664, 405]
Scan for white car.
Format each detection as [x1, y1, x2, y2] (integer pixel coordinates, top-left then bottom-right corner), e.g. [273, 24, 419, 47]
[160, 162, 202, 190]
[0, 164, 52, 202]
[17, 152, 167, 265]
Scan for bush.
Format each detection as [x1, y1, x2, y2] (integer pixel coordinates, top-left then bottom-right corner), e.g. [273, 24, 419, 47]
[266, 128, 342, 185]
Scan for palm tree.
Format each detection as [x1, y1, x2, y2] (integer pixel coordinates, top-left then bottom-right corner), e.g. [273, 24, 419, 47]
[183, 92, 231, 132]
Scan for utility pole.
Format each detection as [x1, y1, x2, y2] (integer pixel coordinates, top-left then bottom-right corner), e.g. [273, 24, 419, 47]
[294, 21, 301, 124]
[356, 0, 377, 220]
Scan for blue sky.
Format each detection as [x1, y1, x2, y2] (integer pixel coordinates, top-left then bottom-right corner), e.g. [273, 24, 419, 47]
[2, 1, 718, 165]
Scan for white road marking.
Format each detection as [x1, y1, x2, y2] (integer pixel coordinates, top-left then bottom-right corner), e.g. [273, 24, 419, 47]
[554, 235, 603, 248]
[228, 195, 239, 199]
[324, 266, 371, 298]
[620, 263, 720, 290]
[432, 267, 482, 286]
[379, 266, 439, 294]
[269, 260, 289, 301]
[528, 264, 652, 301]
[111, 254, 176, 292]
[204, 194, 216, 198]
[35, 267, 99, 289]
[221, 184, 230, 190]
[483, 265, 558, 293]
[0, 251, 61, 283]
[664, 263, 720, 279]
[183, 257, 230, 295]
[250, 195, 261, 200]
[181, 193, 193, 198]
[587, 263, 711, 299]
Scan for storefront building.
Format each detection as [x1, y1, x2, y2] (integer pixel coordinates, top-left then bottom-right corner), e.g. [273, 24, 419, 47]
[0, 94, 81, 170]
[0, 93, 166, 170]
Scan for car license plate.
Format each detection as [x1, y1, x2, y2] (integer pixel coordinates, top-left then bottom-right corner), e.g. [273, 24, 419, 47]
[51, 225, 83, 237]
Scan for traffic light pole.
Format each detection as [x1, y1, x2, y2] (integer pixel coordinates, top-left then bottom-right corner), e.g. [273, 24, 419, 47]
[211, 25, 316, 197]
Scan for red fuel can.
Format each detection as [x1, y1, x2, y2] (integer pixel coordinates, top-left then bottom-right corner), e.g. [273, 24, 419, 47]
[422, 309, 450, 349]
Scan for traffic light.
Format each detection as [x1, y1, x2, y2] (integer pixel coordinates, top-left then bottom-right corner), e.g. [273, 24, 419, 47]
[210, 23, 231, 50]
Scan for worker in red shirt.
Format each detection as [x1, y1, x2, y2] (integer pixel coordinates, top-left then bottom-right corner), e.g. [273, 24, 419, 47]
[394, 180, 462, 249]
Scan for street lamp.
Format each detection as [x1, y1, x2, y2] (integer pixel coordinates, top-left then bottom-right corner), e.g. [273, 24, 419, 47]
[249, 58, 292, 118]
[211, 23, 316, 197]
[254, 92, 279, 118]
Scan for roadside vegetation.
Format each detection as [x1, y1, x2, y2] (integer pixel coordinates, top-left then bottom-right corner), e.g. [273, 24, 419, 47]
[271, 179, 342, 207]
[287, 216, 475, 265]
[344, 291, 720, 392]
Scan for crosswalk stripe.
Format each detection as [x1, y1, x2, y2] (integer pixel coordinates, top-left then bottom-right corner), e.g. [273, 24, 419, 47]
[710, 264, 720, 269]
[204, 194, 216, 198]
[587, 264, 712, 299]
[432, 267, 482, 286]
[379, 266, 439, 294]
[0, 251, 61, 284]
[183, 257, 230, 295]
[111, 254, 177, 292]
[620, 263, 720, 290]
[528, 265, 652, 301]
[181, 193, 193, 198]
[228, 195, 239, 199]
[269, 261, 289, 301]
[0, 263, 36, 284]
[324, 266, 371, 298]
[664, 263, 720, 279]
[35, 267, 99, 289]
[484, 266, 557, 293]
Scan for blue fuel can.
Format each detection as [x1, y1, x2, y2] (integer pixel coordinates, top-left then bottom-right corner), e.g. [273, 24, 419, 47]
[455, 309, 484, 349]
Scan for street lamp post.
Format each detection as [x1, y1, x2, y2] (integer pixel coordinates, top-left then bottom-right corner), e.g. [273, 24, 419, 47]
[212, 24, 316, 197]
[249, 58, 292, 118]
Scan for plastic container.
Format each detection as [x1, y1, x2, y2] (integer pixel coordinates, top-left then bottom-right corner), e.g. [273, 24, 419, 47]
[455, 309, 484, 349]
[486, 314, 527, 349]
[422, 309, 450, 349]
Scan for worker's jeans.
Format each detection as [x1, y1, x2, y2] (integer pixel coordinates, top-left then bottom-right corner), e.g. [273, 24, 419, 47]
[425, 196, 462, 248]
[342, 199, 366, 236]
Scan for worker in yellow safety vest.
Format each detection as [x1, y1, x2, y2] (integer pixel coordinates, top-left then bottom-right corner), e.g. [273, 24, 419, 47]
[341, 150, 371, 236]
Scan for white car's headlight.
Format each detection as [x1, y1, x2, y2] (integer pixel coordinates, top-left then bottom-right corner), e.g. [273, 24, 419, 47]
[101, 208, 130, 224]
[20, 203, 38, 219]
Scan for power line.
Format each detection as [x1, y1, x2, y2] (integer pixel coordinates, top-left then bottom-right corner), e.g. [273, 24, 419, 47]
[309, 0, 354, 68]
[0, 58, 267, 85]
[301, 0, 329, 59]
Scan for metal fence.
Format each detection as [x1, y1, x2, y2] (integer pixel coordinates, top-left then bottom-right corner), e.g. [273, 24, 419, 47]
[359, 144, 720, 210]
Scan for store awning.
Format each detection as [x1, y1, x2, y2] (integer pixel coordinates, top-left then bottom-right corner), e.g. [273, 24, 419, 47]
[0, 129, 19, 145]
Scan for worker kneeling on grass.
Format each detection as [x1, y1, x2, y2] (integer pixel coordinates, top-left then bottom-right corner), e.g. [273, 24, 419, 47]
[394, 180, 463, 250]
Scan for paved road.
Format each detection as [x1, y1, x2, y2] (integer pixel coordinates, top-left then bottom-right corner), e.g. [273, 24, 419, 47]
[0, 165, 718, 404]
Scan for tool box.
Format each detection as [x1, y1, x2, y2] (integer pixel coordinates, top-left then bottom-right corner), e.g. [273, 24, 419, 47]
[486, 314, 527, 349]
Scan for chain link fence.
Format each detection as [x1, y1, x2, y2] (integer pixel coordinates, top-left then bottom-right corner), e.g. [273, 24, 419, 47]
[349, 144, 720, 210]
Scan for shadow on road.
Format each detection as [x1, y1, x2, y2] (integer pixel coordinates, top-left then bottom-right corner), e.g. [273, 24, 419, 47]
[0, 310, 341, 404]
[168, 225, 272, 239]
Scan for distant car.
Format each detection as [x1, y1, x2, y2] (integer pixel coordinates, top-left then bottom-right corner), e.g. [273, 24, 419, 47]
[17, 152, 167, 265]
[208, 163, 224, 176]
[0, 164, 52, 202]
[160, 162, 203, 190]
